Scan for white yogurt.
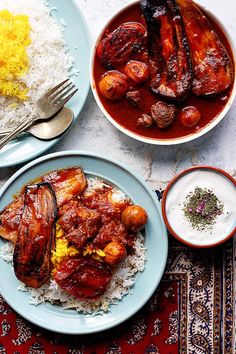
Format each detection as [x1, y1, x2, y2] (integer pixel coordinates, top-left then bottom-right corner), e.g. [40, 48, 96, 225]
[166, 169, 236, 246]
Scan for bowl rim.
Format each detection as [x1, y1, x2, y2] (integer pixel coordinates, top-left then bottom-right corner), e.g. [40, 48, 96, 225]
[90, 0, 236, 146]
[161, 165, 236, 248]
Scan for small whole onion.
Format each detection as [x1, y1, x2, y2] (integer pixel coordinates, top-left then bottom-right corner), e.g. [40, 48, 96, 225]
[98, 70, 128, 101]
[124, 60, 149, 85]
[121, 205, 148, 232]
[179, 106, 201, 128]
[103, 241, 127, 266]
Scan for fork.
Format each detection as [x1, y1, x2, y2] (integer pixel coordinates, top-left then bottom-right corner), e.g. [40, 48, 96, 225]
[0, 79, 78, 150]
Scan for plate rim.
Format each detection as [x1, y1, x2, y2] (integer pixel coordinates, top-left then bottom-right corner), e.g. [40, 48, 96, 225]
[0, 150, 168, 334]
[0, 0, 91, 168]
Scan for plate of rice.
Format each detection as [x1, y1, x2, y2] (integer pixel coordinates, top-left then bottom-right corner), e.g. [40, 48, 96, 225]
[0, 151, 168, 334]
[0, 0, 90, 167]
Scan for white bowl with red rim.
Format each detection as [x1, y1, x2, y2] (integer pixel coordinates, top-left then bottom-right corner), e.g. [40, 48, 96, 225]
[162, 166, 236, 248]
[90, 0, 236, 145]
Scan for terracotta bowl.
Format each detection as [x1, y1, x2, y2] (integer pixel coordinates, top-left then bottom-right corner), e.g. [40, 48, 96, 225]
[162, 166, 236, 248]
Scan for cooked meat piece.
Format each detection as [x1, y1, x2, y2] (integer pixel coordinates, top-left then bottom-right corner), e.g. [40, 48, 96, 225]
[151, 101, 176, 128]
[58, 200, 101, 234]
[126, 90, 142, 108]
[137, 113, 153, 128]
[78, 211, 101, 237]
[58, 198, 82, 231]
[177, 0, 233, 96]
[81, 189, 122, 224]
[97, 22, 147, 69]
[58, 199, 101, 250]
[0, 196, 24, 243]
[54, 255, 113, 299]
[92, 220, 131, 249]
[42, 167, 87, 207]
[13, 183, 57, 288]
[64, 229, 88, 250]
[64, 218, 101, 250]
[57, 198, 79, 219]
[141, 0, 193, 100]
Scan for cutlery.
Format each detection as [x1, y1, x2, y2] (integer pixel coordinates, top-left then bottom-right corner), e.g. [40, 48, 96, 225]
[0, 108, 74, 140]
[0, 79, 77, 149]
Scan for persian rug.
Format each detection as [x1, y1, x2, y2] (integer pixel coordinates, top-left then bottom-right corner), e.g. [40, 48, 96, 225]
[0, 193, 234, 354]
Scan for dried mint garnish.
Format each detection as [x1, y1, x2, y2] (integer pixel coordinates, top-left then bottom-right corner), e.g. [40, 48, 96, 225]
[183, 187, 224, 231]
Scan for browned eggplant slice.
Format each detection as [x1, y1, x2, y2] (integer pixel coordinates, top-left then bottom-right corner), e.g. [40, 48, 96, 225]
[141, 0, 193, 100]
[13, 183, 57, 288]
[177, 0, 233, 96]
[42, 167, 87, 207]
[97, 22, 147, 69]
[0, 167, 87, 244]
[0, 196, 24, 243]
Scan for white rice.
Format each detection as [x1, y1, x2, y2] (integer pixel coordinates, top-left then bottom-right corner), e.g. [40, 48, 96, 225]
[0, 241, 14, 263]
[0, 179, 146, 314]
[0, 0, 74, 129]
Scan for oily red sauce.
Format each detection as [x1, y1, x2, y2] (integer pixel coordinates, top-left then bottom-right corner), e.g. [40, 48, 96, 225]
[54, 256, 113, 300]
[55, 184, 134, 299]
[93, 3, 234, 140]
[81, 190, 122, 224]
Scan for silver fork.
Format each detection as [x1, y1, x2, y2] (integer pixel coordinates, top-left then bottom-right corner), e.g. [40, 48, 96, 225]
[0, 79, 78, 150]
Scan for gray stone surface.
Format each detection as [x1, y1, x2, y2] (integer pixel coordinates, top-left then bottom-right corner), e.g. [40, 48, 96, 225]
[0, 0, 235, 190]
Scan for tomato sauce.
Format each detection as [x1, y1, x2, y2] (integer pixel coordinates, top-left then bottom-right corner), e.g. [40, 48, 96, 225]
[93, 2, 234, 141]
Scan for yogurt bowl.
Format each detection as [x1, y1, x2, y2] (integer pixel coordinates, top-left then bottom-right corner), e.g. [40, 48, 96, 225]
[162, 166, 236, 248]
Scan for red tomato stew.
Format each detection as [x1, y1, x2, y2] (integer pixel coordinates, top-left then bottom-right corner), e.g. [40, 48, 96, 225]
[0, 167, 148, 304]
[93, 1, 234, 141]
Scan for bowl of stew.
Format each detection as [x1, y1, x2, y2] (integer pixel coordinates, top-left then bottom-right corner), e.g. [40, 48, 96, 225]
[90, 0, 236, 145]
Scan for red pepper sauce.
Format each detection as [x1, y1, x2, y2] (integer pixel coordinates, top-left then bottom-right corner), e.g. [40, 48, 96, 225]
[93, 2, 234, 140]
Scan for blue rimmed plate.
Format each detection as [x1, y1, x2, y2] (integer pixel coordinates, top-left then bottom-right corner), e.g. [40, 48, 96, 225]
[0, 151, 168, 334]
[0, 0, 91, 167]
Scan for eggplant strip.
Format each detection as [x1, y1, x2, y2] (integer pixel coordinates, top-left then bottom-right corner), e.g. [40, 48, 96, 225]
[0, 196, 24, 243]
[13, 183, 57, 288]
[97, 22, 147, 69]
[42, 167, 87, 207]
[141, 0, 192, 100]
[177, 0, 233, 96]
[0, 167, 87, 244]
